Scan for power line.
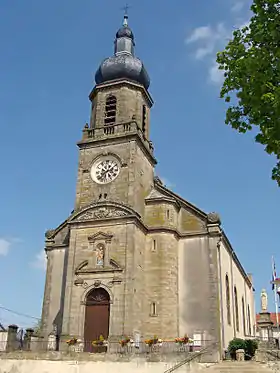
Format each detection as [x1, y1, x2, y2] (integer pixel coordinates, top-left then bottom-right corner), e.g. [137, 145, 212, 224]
[0, 305, 40, 321]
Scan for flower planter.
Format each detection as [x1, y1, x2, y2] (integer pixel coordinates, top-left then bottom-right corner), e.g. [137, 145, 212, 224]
[92, 345, 107, 353]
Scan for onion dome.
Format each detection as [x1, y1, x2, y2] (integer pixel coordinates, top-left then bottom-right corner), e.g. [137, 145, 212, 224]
[95, 14, 150, 90]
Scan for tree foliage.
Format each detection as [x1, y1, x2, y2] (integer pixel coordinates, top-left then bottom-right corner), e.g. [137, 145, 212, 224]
[217, 0, 280, 185]
[228, 338, 258, 360]
[33, 319, 42, 337]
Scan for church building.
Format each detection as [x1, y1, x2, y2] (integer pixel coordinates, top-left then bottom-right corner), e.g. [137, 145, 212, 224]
[41, 14, 256, 355]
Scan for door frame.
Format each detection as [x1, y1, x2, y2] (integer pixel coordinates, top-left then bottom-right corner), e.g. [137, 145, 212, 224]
[79, 285, 113, 340]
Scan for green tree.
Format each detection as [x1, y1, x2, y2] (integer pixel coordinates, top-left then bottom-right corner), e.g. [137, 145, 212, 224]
[217, 0, 280, 185]
[33, 319, 42, 337]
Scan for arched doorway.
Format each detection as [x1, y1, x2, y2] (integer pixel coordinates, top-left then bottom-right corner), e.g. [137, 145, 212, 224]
[84, 287, 110, 352]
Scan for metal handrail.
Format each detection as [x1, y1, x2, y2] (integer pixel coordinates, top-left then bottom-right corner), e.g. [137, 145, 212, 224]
[163, 342, 218, 373]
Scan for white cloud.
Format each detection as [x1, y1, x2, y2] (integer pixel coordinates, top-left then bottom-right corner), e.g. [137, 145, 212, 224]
[186, 26, 213, 44]
[231, 1, 244, 13]
[185, 0, 251, 85]
[0, 238, 11, 256]
[209, 60, 225, 85]
[186, 16, 252, 84]
[186, 23, 230, 62]
[31, 250, 47, 271]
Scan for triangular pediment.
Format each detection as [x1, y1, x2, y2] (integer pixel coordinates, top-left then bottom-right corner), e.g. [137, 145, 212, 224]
[153, 178, 208, 221]
[69, 201, 140, 223]
[88, 231, 113, 243]
[145, 187, 178, 206]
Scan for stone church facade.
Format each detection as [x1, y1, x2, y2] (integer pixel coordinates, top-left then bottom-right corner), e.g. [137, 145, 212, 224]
[41, 14, 256, 354]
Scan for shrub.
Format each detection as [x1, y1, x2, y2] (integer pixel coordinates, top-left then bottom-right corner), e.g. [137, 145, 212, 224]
[227, 338, 258, 360]
[244, 339, 258, 359]
[228, 338, 246, 359]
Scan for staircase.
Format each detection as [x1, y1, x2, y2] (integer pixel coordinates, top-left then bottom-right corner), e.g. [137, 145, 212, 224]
[208, 361, 277, 373]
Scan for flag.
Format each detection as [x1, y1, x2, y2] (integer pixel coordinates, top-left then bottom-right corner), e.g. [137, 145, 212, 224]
[272, 256, 277, 290]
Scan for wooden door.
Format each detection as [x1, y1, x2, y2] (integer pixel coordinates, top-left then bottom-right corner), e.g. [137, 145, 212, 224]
[84, 288, 110, 352]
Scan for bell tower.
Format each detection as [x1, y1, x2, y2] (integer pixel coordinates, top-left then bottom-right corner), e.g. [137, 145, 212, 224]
[75, 13, 156, 216]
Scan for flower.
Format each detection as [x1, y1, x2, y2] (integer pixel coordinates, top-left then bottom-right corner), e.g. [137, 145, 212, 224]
[119, 336, 131, 347]
[92, 334, 107, 346]
[145, 336, 159, 346]
[66, 338, 78, 346]
[175, 335, 189, 345]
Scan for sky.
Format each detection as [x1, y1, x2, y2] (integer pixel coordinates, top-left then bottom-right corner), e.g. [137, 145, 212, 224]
[0, 0, 279, 329]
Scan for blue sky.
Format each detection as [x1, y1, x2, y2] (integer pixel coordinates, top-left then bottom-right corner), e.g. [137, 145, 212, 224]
[0, 0, 279, 328]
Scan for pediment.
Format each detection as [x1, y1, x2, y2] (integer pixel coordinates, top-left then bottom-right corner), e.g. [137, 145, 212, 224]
[75, 258, 123, 274]
[154, 179, 208, 221]
[69, 201, 139, 223]
[146, 187, 179, 206]
[88, 231, 113, 243]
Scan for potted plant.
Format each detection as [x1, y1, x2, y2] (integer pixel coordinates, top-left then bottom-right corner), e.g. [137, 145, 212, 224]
[144, 335, 159, 347]
[175, 335, 189, 345]
[66, 337, 78, 346]
[66, 337, 78, 352]
[92, 335, 108, 353]
[119, 336, 132, 347]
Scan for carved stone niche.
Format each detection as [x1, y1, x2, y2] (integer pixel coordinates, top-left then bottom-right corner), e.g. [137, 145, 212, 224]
[88, 232, 113, 268]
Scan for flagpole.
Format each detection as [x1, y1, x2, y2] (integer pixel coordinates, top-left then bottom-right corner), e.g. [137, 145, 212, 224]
[272, 256, 280, 337]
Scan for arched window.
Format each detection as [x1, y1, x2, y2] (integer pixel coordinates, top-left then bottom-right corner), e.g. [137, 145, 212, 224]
[248, 305, 251, 336]
[234, 286, 239, 332]
[242, 297, 246, 335]
[225, 274, 231, 325]
[104, 95, 117, 127]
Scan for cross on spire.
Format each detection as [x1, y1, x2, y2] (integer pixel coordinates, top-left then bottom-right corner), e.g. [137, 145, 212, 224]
[122, 3, 130, 16]
[121, 4, 131, 26]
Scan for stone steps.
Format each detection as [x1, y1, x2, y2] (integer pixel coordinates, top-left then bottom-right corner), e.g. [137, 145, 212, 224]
[207, 361, 274, 373]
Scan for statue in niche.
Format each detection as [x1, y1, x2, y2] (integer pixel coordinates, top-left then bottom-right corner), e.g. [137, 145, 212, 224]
[96, 243, 105, 266]
[261, 289, 268, 312]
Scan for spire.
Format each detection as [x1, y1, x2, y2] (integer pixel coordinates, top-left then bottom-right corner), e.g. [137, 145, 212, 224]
[115, 7, 135, 55]
[123, 4, 129, 27]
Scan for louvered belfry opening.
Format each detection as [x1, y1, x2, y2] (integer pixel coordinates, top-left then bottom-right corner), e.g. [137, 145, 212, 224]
[83, 288, 110, 352]
[104, 95, 117, 126]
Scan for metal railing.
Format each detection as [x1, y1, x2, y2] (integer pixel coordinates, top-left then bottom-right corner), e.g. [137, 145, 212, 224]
[163, 342, 218, 373]
[0, 338, 215, 355]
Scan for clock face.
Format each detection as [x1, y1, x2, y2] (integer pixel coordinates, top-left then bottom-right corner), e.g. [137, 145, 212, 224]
[91, 157, 120, 184]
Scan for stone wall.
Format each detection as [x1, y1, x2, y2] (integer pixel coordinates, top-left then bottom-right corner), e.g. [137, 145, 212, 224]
[0, 359, 210, 373]
[219, 240, 255, 349]
[0, 332, 8, 352]
[0, 352, 213, 373]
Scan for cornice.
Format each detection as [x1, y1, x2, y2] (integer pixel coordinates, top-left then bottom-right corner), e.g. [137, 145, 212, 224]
[89, 79, 154, 107]
[77, 131, 157, 166]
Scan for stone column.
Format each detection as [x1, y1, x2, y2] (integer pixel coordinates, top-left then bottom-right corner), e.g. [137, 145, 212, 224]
[258, 289, 274, 347]
[24, 328, 34, 351]
[204, 212, 223, 363]
[257, 311, 274, 346]
[7, 324, 18, 352]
